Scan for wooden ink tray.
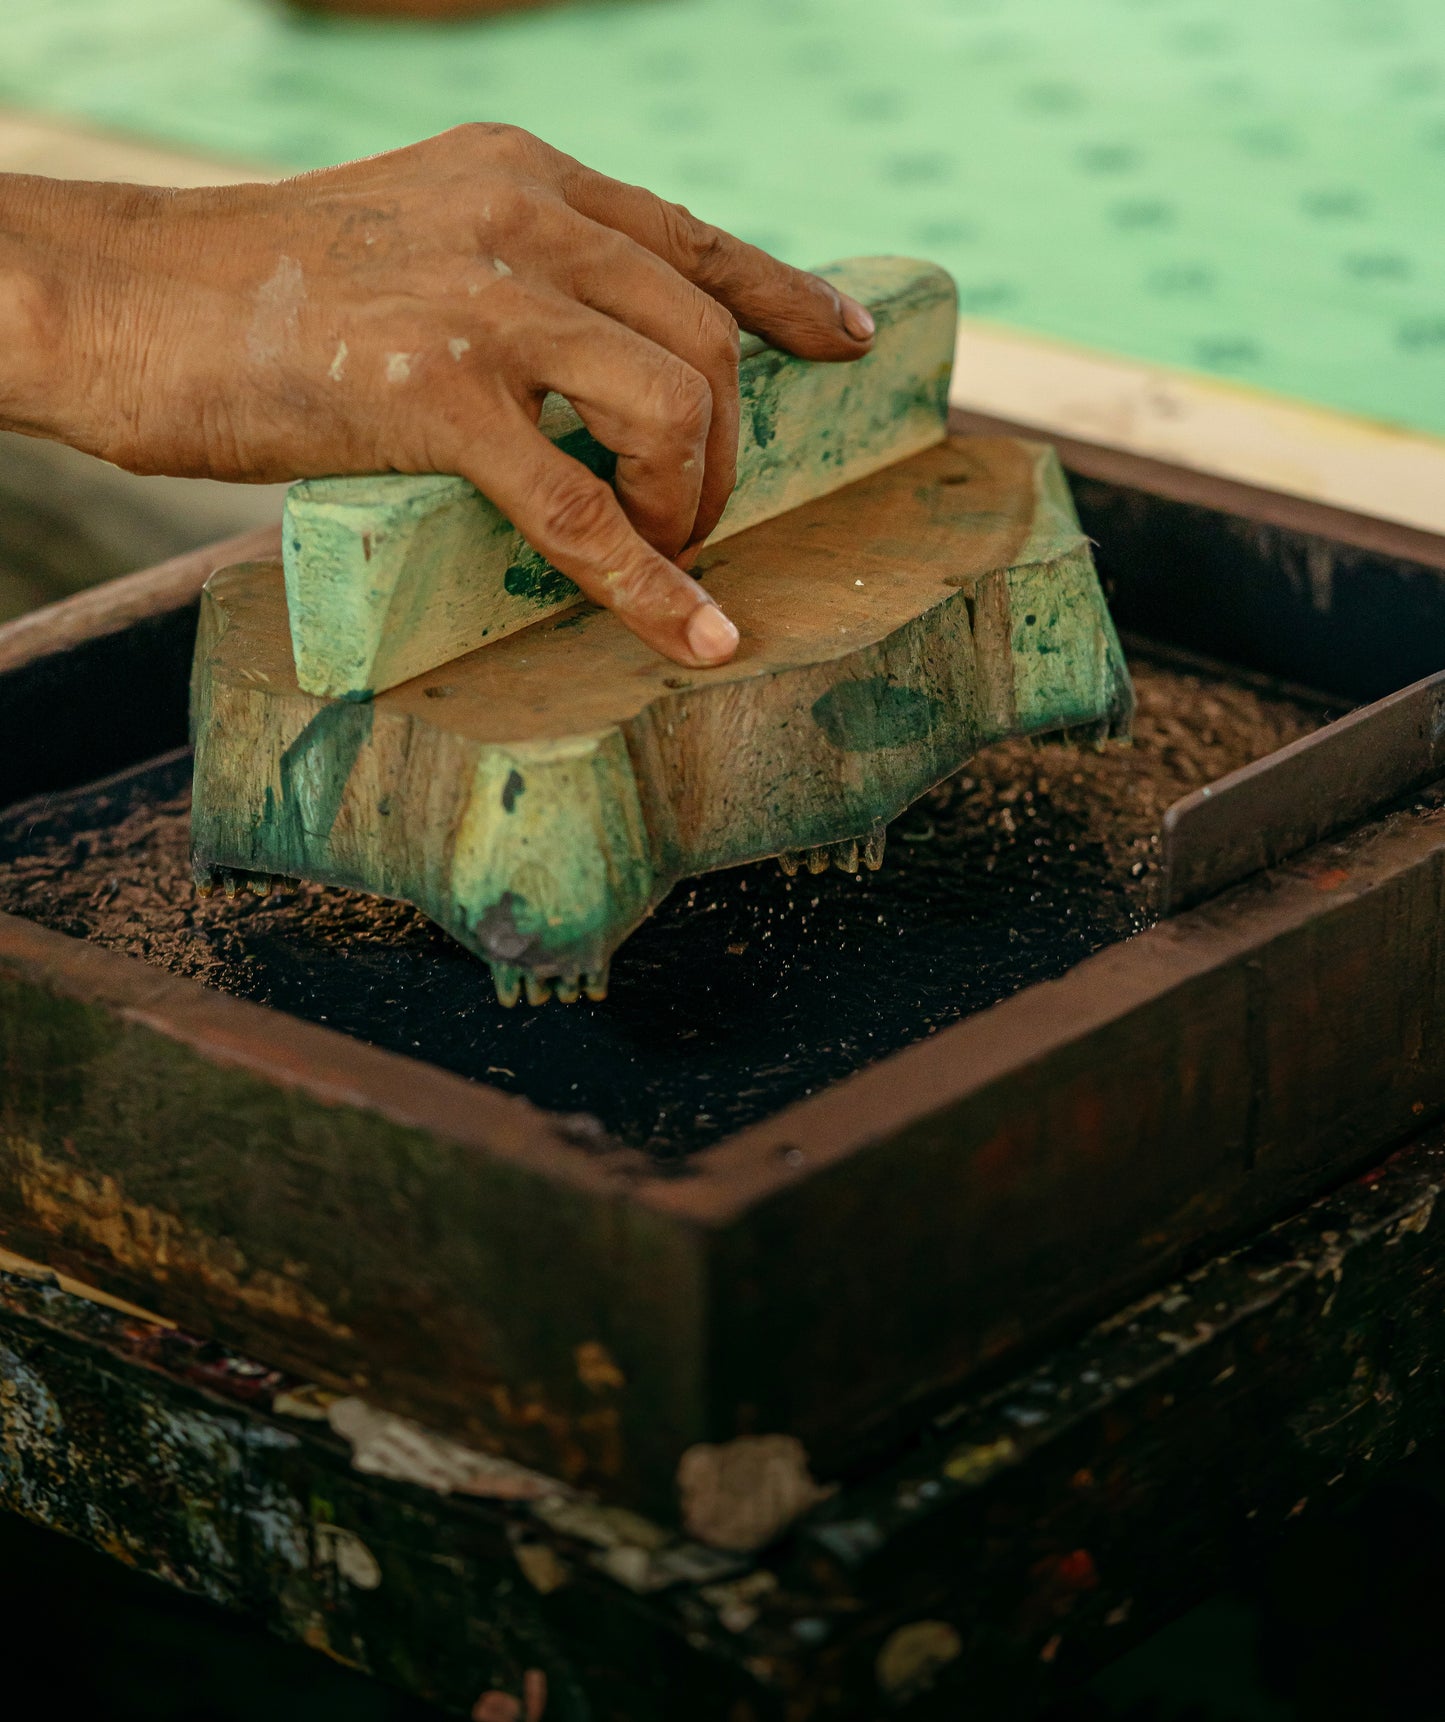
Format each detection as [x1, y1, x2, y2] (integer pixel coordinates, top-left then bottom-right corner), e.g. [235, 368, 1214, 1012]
[2, 416, 1444, 1524]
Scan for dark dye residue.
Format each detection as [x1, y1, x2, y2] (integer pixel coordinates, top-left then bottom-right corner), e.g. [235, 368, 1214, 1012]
[471, 891, 540, 967]
[554, 425, 618, 487]
[811, 678, 945, 751]
[740, 351, 788, 451]
[0, 660, 1327, 1161]
[499, 425, 613, 611]
[503, 548, 580, 610]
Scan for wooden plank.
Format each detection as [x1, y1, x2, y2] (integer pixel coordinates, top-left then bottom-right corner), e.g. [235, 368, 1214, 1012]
[0, 906, 718, 1515]
[0, 524, 281, 807]
[0, 523, 280, 676]
[0, 107, 269, 186]
[949, 404, 1445, 572]
[950, 319, 1445, 537]
[1162, 667, 1445, 911]
[0, 425, 288, 615]
[193, 438, 1130, 997]
[283, 257, 958, 698]
[781, 1124, 1445, 1716]
[948, 408, 1445, 704]
[5, 1123, 1445, 1720]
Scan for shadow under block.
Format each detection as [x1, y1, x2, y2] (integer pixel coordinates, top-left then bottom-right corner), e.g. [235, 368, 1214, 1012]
[282, 257, 957, 699]
[191, 436, 1133, 999]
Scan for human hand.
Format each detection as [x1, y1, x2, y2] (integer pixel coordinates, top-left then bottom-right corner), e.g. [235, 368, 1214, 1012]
[0, 127, 873, 667]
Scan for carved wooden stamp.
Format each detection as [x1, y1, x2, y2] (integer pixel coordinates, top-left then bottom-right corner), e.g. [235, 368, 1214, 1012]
[190, 435, 1132, 1002]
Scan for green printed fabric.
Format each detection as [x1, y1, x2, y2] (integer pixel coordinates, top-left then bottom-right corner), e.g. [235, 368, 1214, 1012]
[3, 0, 1445, 433]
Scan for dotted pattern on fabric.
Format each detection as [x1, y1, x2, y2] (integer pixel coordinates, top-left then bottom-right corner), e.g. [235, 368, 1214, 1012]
[3, 0, 1445, 431]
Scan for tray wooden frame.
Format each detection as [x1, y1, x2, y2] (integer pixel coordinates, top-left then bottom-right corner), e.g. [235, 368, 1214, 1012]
[2, 421, 1444, 1519]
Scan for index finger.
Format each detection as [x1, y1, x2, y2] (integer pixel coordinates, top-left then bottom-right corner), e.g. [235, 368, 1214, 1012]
[558, 167, 877, 361]
[463, 410, 741, 670]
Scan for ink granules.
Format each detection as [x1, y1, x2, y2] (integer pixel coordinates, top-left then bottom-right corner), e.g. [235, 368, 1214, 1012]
[0, 659, 1328, 1157]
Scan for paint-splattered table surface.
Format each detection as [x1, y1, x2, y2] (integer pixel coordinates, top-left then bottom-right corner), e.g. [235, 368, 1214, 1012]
[2, 0, 1445, 436]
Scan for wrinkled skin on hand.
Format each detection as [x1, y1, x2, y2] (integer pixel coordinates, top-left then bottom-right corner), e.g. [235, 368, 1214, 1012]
[1, 126, 874, 665]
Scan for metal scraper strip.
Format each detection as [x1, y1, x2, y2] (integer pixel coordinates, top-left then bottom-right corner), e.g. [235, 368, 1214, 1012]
[1162, 667, 1445, 914]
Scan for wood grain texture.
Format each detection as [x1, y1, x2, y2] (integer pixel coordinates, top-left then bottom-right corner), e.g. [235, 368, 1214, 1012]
[194, 437, 1132, 998]
[6, 1122, 1445, 1720]
[283, 257, 958, 698]
[0, 524, 282, 809]
[0, 523, 280, 677]
[949, 404, 1445, 574]
[949, 317, 1445, 539]
[950, 407, 1445, 703]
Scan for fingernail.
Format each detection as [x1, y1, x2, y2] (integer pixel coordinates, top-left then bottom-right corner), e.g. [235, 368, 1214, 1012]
[685, 602, 739, 664]
[839, 296, 876, 341]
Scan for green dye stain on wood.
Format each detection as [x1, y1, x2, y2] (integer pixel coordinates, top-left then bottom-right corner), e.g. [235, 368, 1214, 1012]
[811, 679, 945, 752]
[276, 698, 374, 847]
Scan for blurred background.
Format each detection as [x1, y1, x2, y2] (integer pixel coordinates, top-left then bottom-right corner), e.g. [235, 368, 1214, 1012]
[3, 0, 1445, 618]
[8, 0, 1445, 424]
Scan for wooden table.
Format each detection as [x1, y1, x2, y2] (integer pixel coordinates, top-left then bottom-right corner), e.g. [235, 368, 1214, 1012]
[4, 1122, 1445, 1722]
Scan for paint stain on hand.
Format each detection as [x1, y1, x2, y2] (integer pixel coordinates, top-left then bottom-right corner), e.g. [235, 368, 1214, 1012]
[246, 255, 306, 367]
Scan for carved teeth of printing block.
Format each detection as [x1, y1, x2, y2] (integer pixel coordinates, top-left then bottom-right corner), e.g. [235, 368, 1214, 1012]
[863, 821, 887, 871]
[204, 865, 274, 901]
[781, 825, 887, 877]
[490, 965, 606, 1007]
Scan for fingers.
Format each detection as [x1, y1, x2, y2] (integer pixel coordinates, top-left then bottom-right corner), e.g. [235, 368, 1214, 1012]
[512, 287, 712, 560]
[463, 407, 740, 668]
[559, 165, 876, 362]
[555, 212, 742, 549]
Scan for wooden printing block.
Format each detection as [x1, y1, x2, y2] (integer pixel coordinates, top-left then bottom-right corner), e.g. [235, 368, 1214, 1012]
[281, 257, 958, 699]
[190, 435, 1133, 1002]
